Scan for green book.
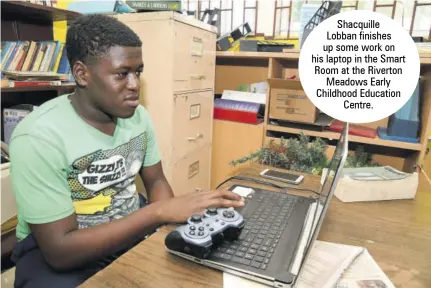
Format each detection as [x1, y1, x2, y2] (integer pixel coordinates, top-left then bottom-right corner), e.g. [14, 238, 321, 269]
[238, 84, 250, 92]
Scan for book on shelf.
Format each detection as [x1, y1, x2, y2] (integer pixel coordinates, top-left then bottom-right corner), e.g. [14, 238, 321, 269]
[1, 80, 76, 89]
[1, 40, 73, 83]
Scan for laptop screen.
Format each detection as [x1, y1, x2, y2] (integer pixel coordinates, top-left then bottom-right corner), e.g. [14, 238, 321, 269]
[319, 124, 348, 200]
[292, 122, 349, 280]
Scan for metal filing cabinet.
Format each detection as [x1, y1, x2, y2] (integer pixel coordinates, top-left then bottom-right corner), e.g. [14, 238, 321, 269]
[114, 12, 217, 196]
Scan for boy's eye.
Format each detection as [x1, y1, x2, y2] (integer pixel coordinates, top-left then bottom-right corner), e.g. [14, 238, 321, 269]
[118, 71, 128, 77]
[136, 70, 142, 76]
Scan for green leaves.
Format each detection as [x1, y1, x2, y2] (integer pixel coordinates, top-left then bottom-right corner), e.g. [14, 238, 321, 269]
[229, 133, 379, 175]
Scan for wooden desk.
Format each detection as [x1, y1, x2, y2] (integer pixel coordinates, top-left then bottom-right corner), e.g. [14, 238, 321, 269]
[80, 165, 431, 288]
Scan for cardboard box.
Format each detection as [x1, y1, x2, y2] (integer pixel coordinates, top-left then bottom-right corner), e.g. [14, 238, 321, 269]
[268, 78, 318, 124]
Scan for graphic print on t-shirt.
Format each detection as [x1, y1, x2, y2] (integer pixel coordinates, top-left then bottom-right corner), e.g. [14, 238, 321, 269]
[67, 133, 147, 229]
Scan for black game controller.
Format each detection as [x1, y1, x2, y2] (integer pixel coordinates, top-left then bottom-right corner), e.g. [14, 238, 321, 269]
[165, 207, 245, 259]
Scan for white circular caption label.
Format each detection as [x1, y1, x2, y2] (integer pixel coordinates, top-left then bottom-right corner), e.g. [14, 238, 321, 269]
[299, 10, 420, 124]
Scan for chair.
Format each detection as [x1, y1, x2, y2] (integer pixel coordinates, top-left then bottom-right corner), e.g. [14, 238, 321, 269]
[1, 142, 17, 287]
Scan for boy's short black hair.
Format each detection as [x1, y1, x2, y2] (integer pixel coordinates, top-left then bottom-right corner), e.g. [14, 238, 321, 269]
[66, 14, 142, 67]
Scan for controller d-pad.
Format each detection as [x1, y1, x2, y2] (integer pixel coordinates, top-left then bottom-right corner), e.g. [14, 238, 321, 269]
[223, 210, 235, 218]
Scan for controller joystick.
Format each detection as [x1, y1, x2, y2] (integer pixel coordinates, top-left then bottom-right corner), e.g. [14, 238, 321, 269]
[223, 210, 235, 219]
[165, 207, 245, 259]
[207, 207, 218, 215]
[190, 214, 202, 223]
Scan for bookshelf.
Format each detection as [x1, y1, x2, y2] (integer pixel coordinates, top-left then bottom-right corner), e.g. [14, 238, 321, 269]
[1, 1, 81, 23]
[265, 124, 423, 151]
[1, 1, 80, 142]
[1, 82, 76, 93]
[215, 51, 431, 174]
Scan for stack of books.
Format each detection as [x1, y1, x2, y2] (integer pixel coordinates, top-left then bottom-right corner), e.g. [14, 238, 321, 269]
[1, 40, 74, 88]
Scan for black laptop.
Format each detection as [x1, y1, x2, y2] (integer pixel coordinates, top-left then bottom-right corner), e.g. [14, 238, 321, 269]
[167, 123, 349, 288]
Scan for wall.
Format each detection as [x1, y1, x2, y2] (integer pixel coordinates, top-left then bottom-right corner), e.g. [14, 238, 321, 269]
[53, 0, 76, 42]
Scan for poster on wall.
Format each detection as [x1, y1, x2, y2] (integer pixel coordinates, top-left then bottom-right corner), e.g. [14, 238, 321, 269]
[125, 0, 181, 12]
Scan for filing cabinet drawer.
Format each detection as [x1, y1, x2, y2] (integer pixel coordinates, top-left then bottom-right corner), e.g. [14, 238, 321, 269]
[172, 90, 213, 161]
[173, 22, 216, 92]
[171, 144, 211, 196]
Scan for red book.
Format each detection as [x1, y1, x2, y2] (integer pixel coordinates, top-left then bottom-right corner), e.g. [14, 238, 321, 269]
[9, 80, 62, 87]
[329, 120, 377, 138]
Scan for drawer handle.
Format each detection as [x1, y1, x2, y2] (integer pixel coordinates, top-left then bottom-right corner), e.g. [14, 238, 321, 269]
[188, 133, 203, 141]
[190, 74, 206, 80]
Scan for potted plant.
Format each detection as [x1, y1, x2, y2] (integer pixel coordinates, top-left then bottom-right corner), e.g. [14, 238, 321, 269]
[229, 133, 379, 176]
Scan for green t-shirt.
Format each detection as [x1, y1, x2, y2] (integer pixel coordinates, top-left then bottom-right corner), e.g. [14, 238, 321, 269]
[9, 94, 161, 241]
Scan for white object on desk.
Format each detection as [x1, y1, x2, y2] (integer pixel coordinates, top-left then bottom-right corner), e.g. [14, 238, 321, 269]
[232, 186, 254, 197]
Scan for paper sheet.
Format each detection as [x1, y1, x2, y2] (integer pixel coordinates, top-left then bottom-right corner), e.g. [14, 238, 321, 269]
[335, 250, 396, 288]
[295, 242, 364, 288]
[221, 90, 266, 105]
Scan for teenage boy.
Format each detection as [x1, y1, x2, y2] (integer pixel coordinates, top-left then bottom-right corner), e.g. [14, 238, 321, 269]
[9, 14, 244, 288]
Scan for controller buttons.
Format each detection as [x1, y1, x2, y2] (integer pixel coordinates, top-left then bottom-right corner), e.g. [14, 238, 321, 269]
[191, 214, 202, 223]
[198, 231, 204, 236]
[189, 230, 196, 235]
[198, 227, 204, 231]
[206, 224, 210, 227]
[215, 219, 219, 222]
[209, 228, 214, 231]
[190, 226, 196, 230]
[221, 222, 225, 225]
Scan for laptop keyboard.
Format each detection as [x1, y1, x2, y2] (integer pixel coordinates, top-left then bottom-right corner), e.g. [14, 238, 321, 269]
[211, 192, 297, 270]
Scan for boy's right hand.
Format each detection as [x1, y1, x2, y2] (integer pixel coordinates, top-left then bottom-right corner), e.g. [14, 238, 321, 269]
[157, 189, 245, 223]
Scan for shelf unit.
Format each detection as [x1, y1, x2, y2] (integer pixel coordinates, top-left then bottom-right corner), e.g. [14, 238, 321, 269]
[1, 82, 77, 93]
[215, 51, 431, 173]
[265, 124, 423, 151]
[1, 1, 80, 142]
[1, 1, 80, 266]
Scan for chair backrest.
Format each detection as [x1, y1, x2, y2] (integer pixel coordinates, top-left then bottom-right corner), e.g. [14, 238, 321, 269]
[1, 162, 18, 260]
[1, 163, 17, 227]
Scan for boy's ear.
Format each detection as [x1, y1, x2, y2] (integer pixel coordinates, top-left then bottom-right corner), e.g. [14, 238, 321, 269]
[73, 61, 90, 87]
